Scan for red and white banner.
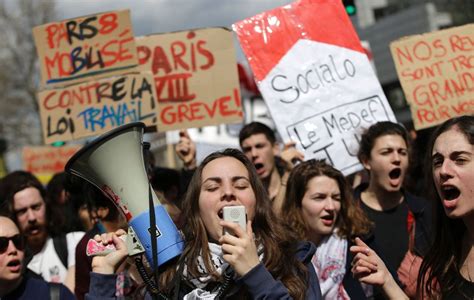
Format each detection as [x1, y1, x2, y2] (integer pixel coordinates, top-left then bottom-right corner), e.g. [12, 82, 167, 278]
[234, 0, 396, 175]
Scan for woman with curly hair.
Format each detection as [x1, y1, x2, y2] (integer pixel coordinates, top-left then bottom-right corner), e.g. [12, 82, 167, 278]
[281, 159, 394, 299]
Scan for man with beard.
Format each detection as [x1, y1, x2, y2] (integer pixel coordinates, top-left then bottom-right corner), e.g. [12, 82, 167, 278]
[239, 122, 304, 215]
[0, 216, 75, 299]
[0, 171, 84, 293]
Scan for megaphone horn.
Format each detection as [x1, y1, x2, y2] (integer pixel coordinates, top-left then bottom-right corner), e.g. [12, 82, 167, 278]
[65, 122, 183, 267]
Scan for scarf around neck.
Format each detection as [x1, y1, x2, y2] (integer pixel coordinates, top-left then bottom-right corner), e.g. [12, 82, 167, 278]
[181, 242, 264, 300]
[312, 231, 350, 300]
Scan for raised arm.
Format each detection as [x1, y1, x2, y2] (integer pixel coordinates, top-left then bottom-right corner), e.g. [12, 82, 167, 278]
[175, 130, 197, 170]
[280, 141, 304, 168]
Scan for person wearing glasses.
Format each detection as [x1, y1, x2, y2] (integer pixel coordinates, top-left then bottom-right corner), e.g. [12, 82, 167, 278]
[0, 216, 75, 299]
[0, 171, 84, 292]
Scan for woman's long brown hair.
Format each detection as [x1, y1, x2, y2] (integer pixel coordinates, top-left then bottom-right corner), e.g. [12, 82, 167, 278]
[417, 115, 474, 299]
[282, 159, 372, 242]
[159, 148, 308, 299]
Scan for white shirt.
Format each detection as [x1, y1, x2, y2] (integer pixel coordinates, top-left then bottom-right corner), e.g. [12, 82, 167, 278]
[27, 231, 84, 283]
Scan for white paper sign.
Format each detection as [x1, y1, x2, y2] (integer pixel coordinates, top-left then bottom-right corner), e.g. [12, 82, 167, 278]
[261, 41, 395, 174]
[235, 0, 396, 175]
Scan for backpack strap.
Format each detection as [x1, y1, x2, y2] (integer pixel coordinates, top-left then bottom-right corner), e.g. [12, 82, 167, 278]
[52, 234, 69, 269]
[48, 282, 62, 300]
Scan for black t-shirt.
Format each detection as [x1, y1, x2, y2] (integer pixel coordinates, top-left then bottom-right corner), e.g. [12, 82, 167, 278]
[360, 200, 409, 272]
[445, 275, 474, 300]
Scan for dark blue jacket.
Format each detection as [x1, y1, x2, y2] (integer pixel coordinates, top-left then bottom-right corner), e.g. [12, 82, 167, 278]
[86, 241, 322, 299]
[2, 276, 75, 300]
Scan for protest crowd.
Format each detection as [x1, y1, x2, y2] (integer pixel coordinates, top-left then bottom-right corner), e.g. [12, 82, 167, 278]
[1, 116, 473, 300]
[0, 1, 473, 300]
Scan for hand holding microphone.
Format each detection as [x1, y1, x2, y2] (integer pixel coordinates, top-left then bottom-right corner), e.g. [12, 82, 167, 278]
[91, 229, 128, 275]
[219, 206, 259, 277]
[219, 220, 259, 277]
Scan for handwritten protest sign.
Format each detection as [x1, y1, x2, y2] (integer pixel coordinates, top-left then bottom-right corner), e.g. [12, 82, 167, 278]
[37, 72, 158, 144]
[234, 0, 396, 175]
[33, 10, 138, 87]
[23, 145, 81, 183]
[136, 27, 243, 131]
[390, 24, 474, 130]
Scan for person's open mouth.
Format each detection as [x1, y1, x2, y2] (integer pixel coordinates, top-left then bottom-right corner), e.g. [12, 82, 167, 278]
[26, 225, 42, 236]
[388, 168, 403, 187]
[320, 214, 335, 226]
[254, 163, 265, 175]
[7, 259, 21, 272]
[441, 185, 461, 201]
[389, 168, 401, 179]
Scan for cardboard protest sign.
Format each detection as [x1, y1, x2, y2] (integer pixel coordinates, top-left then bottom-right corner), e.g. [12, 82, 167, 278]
[390, 24, 474, 130]
[22, 145, 81, 183]
[33, 10, 138, 87]
[37, 72, 158, 144]
[136, 27, 243, 131]
[234, 0, 396, 175]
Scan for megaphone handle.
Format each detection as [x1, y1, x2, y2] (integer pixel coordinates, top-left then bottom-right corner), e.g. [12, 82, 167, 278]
[86, 235, 128, 257]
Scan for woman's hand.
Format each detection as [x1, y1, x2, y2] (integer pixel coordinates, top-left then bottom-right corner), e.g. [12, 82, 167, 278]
[350, 237, 408, 300]
[219, 220, 260, 277]
[350, 237, 383, 285]
[91, 229, 128, 275]
[280, 141, 304, 168]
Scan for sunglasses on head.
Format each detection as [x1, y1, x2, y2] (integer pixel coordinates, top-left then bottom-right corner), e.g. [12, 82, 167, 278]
[0, 234, 25, 253]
